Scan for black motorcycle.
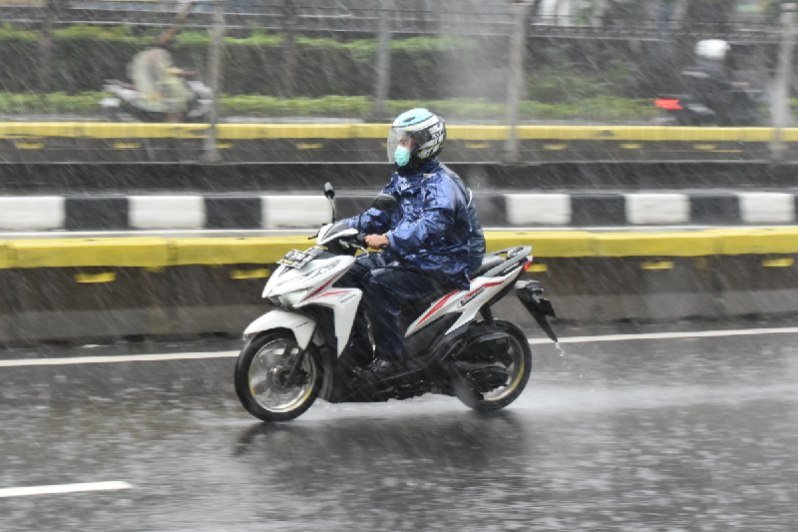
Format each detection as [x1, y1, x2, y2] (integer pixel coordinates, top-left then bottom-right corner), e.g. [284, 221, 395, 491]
[655, 69, 766, 126]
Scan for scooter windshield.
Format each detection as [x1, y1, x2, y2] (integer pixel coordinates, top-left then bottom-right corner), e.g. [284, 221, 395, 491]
[386, 129, 411, 163]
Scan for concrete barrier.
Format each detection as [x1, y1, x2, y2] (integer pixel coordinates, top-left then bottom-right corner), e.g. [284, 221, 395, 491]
[509, 257, 719, 323]
[0, 123, 785, 165]
[0, 230, 796, 344]
[0, 192, 795, 231]
[7, 267, 170, 344]
[0, 242, 11, 343]
[4, 162, 798, 194]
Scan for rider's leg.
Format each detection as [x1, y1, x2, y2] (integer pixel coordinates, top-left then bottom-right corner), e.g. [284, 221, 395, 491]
[361, 265, 448, 376]
[336, 253, 386, 289]
[335, 253, 387, 366]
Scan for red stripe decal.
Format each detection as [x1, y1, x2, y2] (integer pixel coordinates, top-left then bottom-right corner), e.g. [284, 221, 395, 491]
[304, 277, 338, 300]
[315, 289, 350, 298]
[417, 290, 459, 325]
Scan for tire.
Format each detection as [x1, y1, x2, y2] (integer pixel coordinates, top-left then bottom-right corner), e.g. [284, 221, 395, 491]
[452, 320, 532, 413]
[234, 330, 323, 422]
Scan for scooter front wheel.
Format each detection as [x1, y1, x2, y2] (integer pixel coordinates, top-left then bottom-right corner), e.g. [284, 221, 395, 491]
[234, 331, 323, 422]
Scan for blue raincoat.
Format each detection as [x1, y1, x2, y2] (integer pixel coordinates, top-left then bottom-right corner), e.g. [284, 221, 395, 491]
[345, 159, 485, 290]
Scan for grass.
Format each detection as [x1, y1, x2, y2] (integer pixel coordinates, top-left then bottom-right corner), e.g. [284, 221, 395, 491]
[0, 92, 662, 122]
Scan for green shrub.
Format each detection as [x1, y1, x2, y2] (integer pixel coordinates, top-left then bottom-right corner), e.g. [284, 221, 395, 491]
[55, 24, 143, 43]
[0, 92, 104, 114]
[0, 92, 661, 122]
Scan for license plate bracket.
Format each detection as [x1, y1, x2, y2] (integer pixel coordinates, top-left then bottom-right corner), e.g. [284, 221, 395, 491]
[277, 247, 322, 269]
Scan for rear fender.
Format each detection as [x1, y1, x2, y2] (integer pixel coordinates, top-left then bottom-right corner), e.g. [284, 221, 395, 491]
[515, 280, 558, 342]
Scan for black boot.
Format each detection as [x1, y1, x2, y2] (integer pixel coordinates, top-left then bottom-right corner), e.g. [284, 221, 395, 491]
[347, 308, 373, 367]
[357, 358, 405, 385]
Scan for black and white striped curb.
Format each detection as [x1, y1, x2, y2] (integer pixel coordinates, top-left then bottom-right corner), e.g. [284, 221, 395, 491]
[0, 192, 796, 231]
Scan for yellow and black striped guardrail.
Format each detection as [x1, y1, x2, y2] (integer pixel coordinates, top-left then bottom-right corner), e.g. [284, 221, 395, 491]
[1, 229, 796, 344]
[0, 123, 783, 141]
[0, 123, 793, 163]
[2, 228, 798, 269]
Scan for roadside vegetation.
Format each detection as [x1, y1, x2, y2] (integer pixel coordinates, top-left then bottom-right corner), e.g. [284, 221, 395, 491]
[0, 23, 779, 123]
[0, 92, 661, 122]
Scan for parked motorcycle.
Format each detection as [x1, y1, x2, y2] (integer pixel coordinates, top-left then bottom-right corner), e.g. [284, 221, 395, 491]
[101, 78, 213, 122]
[234, 183, 558, 422]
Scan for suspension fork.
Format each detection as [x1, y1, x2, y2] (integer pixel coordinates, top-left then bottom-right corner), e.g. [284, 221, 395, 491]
[284, 347, 309, 386]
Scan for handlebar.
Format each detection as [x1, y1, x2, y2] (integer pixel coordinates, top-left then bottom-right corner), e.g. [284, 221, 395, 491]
[351, 233, 369, 251]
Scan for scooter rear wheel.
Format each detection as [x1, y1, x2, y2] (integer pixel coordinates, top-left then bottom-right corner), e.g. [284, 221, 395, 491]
[452, 321, 532, 412]
[234, 331, 323, 422]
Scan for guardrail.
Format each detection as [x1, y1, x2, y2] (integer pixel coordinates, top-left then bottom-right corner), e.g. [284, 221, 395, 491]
[1, 229, 796, 344]
[0, 192, 796, 231]
[0, 123, 792, 166]
[0, 3, 783, 43]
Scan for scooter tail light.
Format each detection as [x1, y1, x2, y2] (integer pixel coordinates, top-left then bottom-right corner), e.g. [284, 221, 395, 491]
[654, 98, 683, 111]
[523, 257, 535, 272]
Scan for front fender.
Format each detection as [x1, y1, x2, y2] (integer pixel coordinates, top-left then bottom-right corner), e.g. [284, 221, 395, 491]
[243, 309, 339, 403]
[243, 309, 317, 350]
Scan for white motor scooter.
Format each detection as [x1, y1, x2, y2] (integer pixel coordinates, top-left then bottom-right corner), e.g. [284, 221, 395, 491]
[101, 79, 213, 122]
[234, 183, 557, 422]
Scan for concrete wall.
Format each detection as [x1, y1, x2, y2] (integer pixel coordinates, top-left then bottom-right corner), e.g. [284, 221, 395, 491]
[1, 231, 796, 345]
[0, 124, 789, 168]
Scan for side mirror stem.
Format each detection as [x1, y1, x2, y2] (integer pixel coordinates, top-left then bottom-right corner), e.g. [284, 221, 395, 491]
[323, 182, 337, 222]
[329, 197, 337, 223]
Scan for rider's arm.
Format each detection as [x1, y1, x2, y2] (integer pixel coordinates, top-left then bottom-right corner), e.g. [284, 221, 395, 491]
[345, 207, 391, 235]
[343, 177, 399, 234]
[385, 179, 457, 254]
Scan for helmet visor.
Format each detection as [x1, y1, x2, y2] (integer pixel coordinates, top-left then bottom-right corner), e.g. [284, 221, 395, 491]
[386, 128, 411, 163]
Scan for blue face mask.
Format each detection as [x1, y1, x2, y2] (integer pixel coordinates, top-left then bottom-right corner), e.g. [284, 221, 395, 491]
[394, 145, 411, 167]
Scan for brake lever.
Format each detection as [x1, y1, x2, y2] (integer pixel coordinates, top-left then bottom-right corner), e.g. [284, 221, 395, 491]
[351, 234, 367, 252]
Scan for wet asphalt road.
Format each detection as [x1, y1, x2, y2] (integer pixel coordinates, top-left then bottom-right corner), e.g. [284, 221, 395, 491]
[1, 322, 797, 531]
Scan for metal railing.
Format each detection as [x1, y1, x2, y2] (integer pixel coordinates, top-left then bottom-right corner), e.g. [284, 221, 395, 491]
[0, 1, 796, 167]
[0, 1, 785, 41]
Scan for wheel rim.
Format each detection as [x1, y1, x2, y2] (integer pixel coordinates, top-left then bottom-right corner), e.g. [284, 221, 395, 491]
[481, 335, 526, 402]
[248, 337, 317, 414]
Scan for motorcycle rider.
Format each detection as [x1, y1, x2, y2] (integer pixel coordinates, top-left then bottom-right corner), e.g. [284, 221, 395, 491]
[128, 0, 195, 121]
[338, 108, 486, 383]
[682, 39, 734, 123]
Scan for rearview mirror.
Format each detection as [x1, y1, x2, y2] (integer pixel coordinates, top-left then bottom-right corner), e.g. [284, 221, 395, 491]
[324, 182, 335, 200]
[323, 182, 337, 222]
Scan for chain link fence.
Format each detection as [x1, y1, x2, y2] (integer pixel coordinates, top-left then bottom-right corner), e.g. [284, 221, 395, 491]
[0, 0, 796, 164]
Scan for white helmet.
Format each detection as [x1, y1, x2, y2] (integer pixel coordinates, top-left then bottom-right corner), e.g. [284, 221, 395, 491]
[386, 108, 446, 164]
[695, 39, 730, 61]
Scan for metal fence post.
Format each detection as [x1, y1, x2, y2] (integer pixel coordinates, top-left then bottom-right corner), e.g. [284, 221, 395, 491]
[281, 0, 298, 97]
[372, 0, 392, 121]
[38, 0, 60, 93]
[202, 0, 226, 163]
[772, 2, 796, 163]
[504, 1, 531, 164]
